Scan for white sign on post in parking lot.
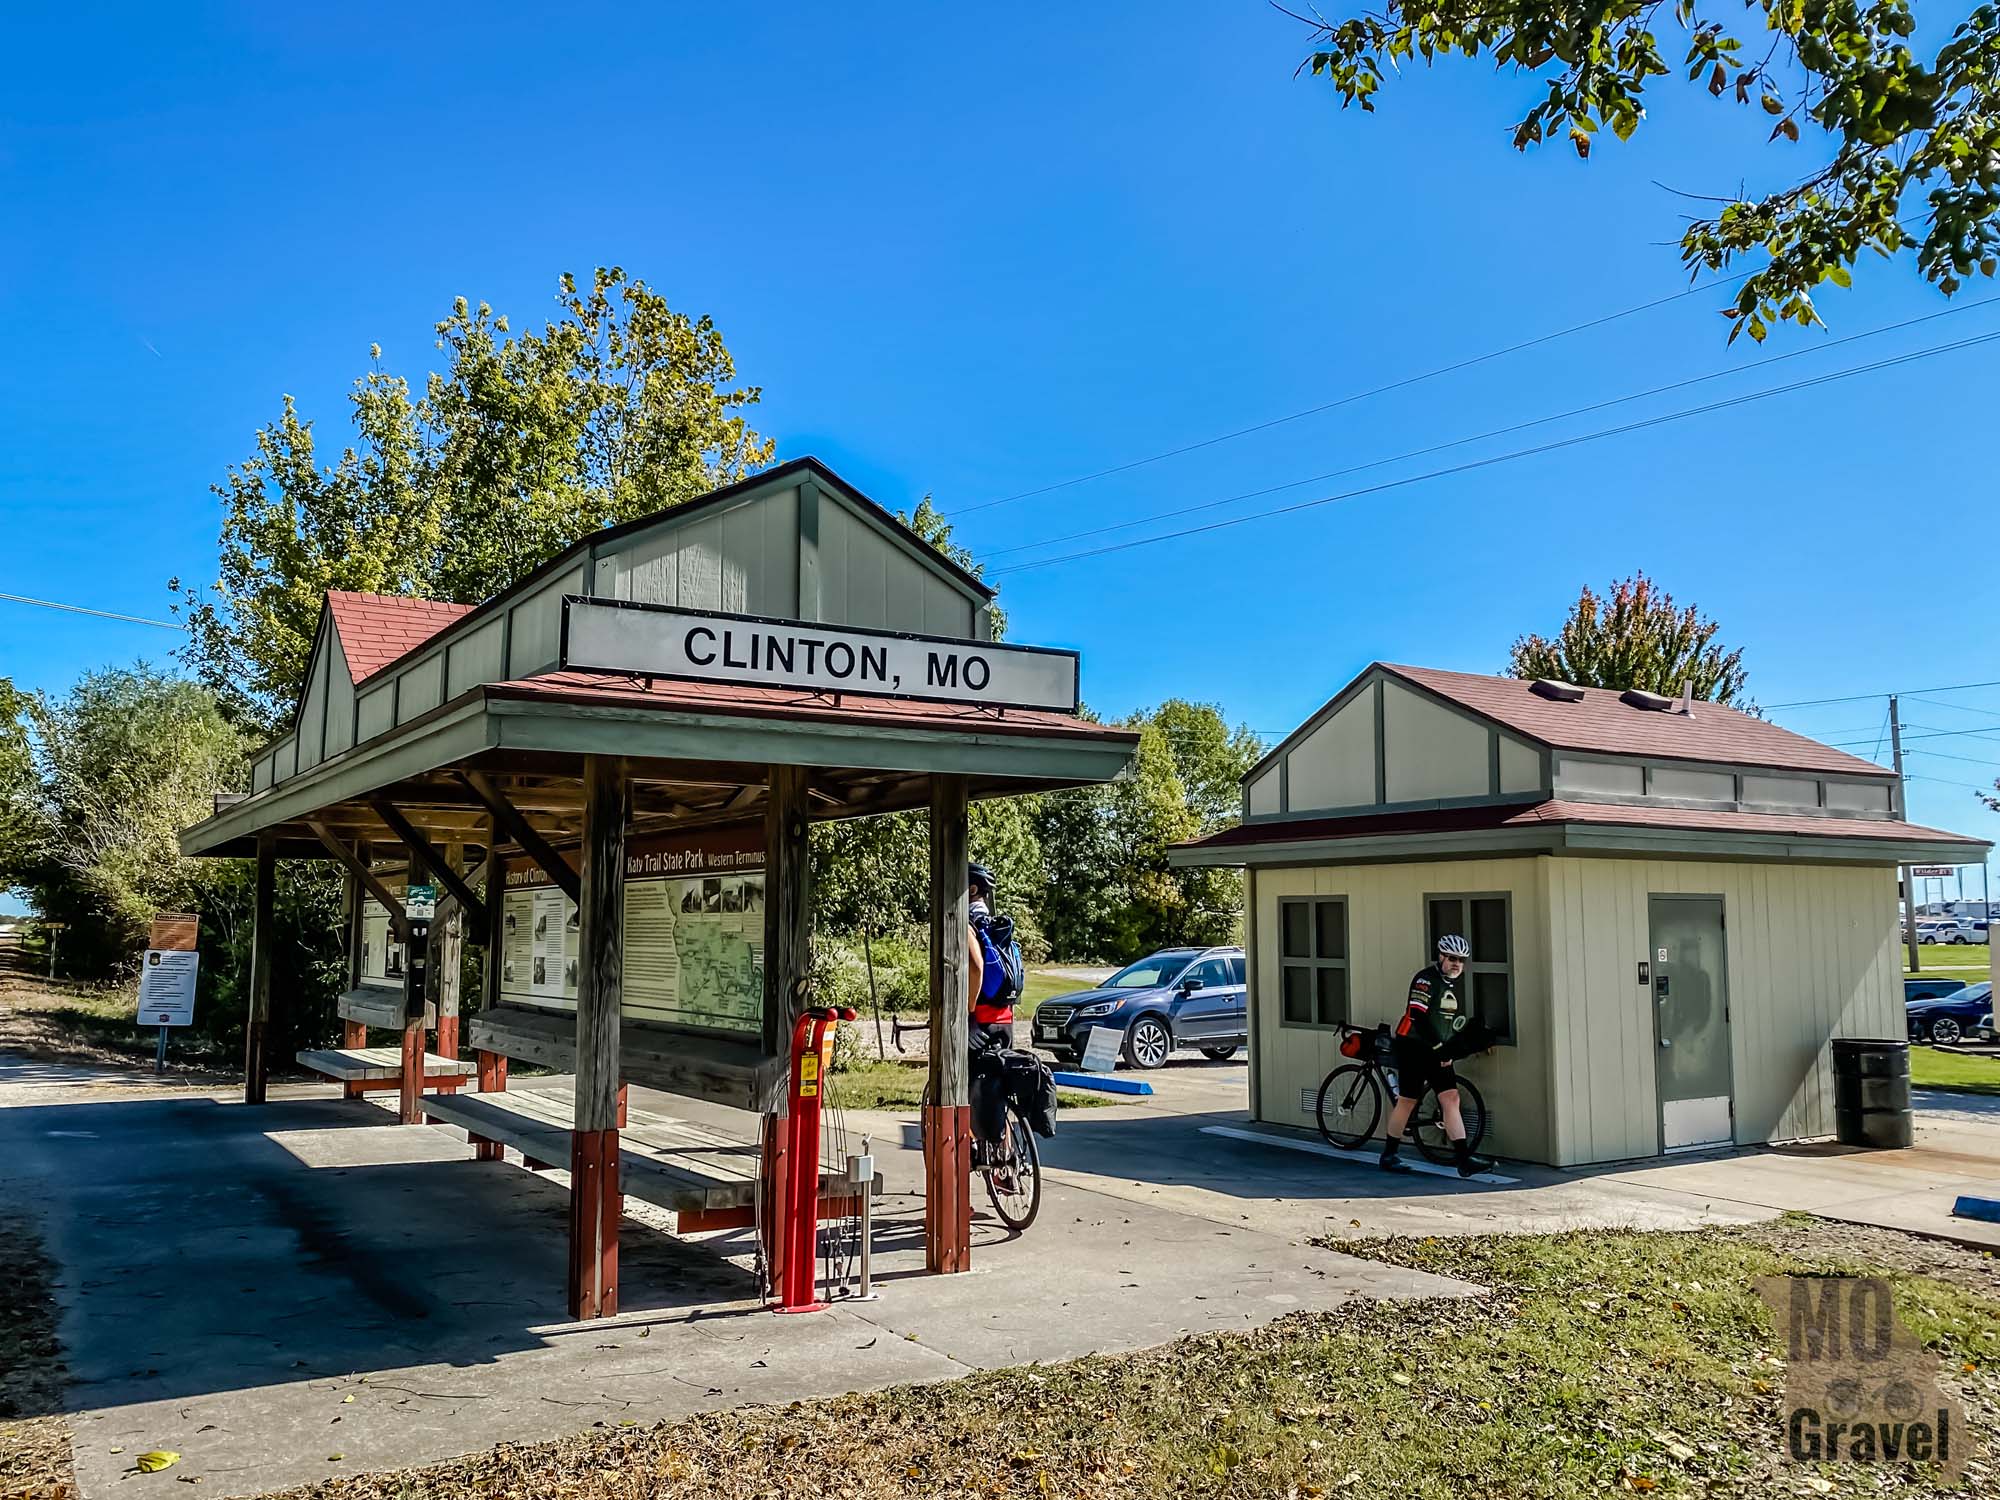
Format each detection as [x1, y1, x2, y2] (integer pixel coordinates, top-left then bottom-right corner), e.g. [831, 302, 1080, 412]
[1079, 1025, 1124, 1074]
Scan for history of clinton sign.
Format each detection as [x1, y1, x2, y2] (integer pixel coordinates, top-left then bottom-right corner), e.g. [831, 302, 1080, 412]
[560, 598, 1080, 714]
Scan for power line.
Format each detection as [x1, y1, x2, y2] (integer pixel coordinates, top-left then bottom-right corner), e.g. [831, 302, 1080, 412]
[1766, 678, 2000, 710]
[1827, 725, 2000, 750]
[1908, 747, 2000, 770]
[0, 591, 183, 631]
[990, 326, 2000, 577]
[978, 295, 1999, 560]
[956, 270, 1759, 516]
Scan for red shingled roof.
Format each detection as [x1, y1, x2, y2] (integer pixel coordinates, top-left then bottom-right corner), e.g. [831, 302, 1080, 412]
[326, 591, 475, 684]
[486, 669, 1137, 744]
[1182, 798, 1986, 853]
[1382, 663, 1893, 778]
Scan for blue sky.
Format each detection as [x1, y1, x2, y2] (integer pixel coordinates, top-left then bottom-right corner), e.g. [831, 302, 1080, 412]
[2, 1, 1996, 906]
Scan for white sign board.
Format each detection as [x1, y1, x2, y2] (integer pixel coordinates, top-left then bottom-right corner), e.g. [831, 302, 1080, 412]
[561, 598, 1080, 714]
[136, 948, 199, 1027]
[1079, 1025, 1124, 1074]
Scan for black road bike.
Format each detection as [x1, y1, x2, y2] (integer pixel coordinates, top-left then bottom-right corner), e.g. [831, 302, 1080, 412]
[900, 1019, 1044, 1232]
[1314, 1022, 1488, 1165]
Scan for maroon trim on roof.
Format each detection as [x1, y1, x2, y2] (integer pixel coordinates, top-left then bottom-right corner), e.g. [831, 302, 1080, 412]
[1182, 798, 1986, 852]
[484, 669, 1138, 744]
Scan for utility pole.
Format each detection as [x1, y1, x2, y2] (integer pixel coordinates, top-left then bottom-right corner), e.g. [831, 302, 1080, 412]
[1890, 695, 1921, 976]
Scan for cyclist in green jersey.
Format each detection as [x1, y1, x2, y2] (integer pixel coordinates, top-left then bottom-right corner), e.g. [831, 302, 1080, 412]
[1380, 933, 1490, 1177]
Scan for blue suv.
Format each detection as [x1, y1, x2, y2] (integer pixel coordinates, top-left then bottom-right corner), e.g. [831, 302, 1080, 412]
[1031, 946, 1247, 1069]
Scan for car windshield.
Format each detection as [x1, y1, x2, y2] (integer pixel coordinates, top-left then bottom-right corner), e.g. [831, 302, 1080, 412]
[1961, 983, 1992, 1004]
[1105, 952, 1198, 989]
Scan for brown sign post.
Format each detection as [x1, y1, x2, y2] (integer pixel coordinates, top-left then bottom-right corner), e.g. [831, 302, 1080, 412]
[144, 913, 201, 1073]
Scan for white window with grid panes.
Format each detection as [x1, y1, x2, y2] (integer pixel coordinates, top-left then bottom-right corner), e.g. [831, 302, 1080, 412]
[1278, 896, 1348, 1029]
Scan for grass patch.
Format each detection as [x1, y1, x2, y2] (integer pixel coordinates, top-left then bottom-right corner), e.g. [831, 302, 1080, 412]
[1912, 1045, 2000, 1097]
[0, 972, 235, 1075]
[828, 1055, 1112, 1111]
[0, 1209, 72, 1500]
[260, 1219, 1998, 1500]
[1906, 943, 1992, 977]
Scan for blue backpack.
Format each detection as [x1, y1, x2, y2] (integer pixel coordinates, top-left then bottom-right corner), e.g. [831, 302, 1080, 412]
[975, 913, 1025, 1004]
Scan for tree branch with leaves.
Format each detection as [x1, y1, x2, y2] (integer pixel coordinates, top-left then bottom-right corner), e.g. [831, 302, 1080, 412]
[1293, 2, 2000, 341]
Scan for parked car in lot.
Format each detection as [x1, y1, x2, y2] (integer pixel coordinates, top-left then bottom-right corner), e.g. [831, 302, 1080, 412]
[1031, 946, 1246, 1068]
[1939, 919, 1989, 945]
[1906, 976, 1970, 1004]
[1907, 981, 1992, 1045]
[1916, 919, 1959, 944]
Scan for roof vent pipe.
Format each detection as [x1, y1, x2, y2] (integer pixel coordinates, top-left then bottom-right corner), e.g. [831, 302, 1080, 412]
[1679, 681, 1695, 715]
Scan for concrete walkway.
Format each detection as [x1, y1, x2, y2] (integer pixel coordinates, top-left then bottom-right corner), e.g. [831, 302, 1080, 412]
[0, 1057, 1467, 1500]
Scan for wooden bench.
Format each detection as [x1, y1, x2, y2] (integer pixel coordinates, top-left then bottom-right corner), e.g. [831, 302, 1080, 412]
[296, 1046, 474, 1095]
[420, 1082, 877, 1232]
[297, 986, 467, 1102]
[468, 1004, 787, 1111]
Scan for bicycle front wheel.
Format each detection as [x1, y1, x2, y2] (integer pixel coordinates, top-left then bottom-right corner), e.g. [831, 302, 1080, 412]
[1412, 1074, 1488, 1164]
[1314, 1063, 1383, 1149]
[986, 1104, 1041, 1231]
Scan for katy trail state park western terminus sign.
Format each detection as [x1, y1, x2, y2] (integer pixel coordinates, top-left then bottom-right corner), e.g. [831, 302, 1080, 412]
[361, 826, 766, 1036]
[561, 597, 1081, 714]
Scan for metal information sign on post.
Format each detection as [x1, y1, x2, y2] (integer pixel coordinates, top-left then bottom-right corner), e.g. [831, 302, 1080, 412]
[140, 913, 200, 1073]
[1079, 1025, 1124, 1073]
[404, 884, 438, 920]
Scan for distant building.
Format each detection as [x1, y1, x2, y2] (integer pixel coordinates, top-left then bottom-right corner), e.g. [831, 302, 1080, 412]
[1173, 663, 1989, 1166]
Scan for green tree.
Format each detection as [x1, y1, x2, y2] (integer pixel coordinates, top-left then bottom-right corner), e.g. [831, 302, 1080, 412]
[1509, 573, 1750, 704]
[0, 678, 41, 899]
[1294, 2, 2000, 341]
[17, 667, 248, 960]
[175, 267, 773, 724]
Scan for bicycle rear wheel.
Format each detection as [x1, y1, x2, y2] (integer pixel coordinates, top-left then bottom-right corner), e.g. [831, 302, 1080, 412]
[1411, 1074, 1487, 1164]
[1314, 1063, 1383, 1149]
[986, 1103, 1041, 1230]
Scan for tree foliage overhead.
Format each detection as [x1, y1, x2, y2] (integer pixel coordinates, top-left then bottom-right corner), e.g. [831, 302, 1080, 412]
[1294, 2, 2000, 341]
[175, 267, 773, 725]
[1509, 573, 1750, 704]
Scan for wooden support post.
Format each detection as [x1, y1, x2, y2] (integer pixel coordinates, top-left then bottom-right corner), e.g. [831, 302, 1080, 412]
[569, 754, 627, 1321]
[244, 833, 277, 1105]
[483, 818, 504, 1014]
[758, 766, 809, 1297]
[398, 1017, 423, 1125]
[433, 841, 465, 1061]
[924, 775, 972, 1273]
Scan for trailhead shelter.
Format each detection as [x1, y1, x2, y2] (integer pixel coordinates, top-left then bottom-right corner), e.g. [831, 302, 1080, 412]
[1172, 663, 1988, 1167]
[178, 456, 1137, 1318]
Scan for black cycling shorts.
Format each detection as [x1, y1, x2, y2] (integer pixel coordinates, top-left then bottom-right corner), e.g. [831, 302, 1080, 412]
[1391, 1037, 1457, 1099]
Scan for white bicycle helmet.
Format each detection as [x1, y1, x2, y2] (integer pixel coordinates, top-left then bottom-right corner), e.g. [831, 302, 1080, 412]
[1436, 933, 1471, 959]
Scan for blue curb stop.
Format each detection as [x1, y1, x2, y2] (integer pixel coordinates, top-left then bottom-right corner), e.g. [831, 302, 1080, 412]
[1952, 1194, 2000, 1225]
[1050, 1070, 1153, 1096]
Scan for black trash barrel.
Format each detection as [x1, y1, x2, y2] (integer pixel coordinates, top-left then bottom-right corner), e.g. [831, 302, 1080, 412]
[1831, 1038, 1912, 1149]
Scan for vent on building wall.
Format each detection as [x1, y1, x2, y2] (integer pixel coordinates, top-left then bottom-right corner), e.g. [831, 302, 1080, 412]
[1530, 679, 1586, 702]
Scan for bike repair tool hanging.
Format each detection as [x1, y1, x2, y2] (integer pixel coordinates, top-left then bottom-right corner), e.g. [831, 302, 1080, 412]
[775, 1004, 856, 1313]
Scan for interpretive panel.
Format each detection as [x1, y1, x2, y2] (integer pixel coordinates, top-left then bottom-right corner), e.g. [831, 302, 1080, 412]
[499, 824, 764, 1035]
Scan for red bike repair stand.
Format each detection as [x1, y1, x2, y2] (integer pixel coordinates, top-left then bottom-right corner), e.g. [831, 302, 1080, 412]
[772, 1005, 856, 1314]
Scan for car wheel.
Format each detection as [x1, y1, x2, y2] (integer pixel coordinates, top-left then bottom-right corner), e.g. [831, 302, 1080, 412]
[1199, 1045, 1239, 1061]
[1930, 1016, 1964, 1045]
[1124, 1016, 1172, 1070]
[1950, 934, 1969, 945]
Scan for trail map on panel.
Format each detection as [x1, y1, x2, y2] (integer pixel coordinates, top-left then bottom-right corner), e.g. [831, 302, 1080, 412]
[496, 828, 764, 1036]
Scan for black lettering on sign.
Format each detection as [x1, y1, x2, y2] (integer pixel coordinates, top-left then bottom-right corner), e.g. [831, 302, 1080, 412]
[801, 639, 822, 673]
[766, 634, 794, 674]
[963, 654, 990, 691]
[826, 642, 855, 678]
[686, 626, 717, 666]
[722, 631, 749, 669]
[927, 653, 958, 689]
[860, 644, 887, 681]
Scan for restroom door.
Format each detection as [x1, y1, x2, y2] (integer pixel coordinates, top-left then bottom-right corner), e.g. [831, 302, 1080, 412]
[1648, 895, 1734, 1151]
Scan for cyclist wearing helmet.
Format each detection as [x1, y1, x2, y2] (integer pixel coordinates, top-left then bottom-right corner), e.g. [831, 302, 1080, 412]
[967, 861, 1012, 1049]
[1380, 933, 1489, 1177]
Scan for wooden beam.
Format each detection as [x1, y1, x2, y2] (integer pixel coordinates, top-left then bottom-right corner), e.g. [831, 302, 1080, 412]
[459, 771, 581, 905]
[761, 766, 812, 1073]
[570, 754, 627, 1320]
[308, 821, 412, 942]
[371, 799, 490, 932]
[244, 832, 277, 1105]
[925, 774, 972, 1274]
